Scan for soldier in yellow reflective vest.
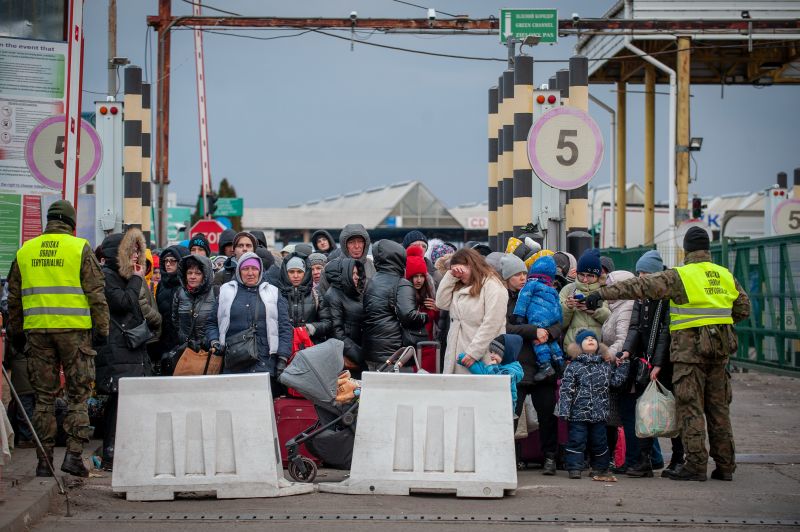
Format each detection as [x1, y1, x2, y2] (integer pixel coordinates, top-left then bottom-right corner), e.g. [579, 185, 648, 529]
[6, 200, 109, 478]
[585, 227, 750, 481]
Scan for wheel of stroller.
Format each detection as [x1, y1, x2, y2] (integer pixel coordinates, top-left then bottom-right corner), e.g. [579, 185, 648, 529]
[342, 412, 355, 426]
[288, 457, 318, 483]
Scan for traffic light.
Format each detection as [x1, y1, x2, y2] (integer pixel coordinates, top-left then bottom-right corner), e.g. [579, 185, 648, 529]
[206, 193, 218, 217]
[692, 196, 703, 219]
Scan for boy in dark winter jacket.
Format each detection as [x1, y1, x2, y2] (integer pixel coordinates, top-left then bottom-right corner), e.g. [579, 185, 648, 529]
[458, 334, 524, 412]
[512, 255, 564, 382]
[558, 329, 630, 480]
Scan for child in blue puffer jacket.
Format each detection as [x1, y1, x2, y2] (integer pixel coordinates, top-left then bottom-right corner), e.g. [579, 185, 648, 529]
[458, 334, 524, 411]
[512, 255, 564, 381]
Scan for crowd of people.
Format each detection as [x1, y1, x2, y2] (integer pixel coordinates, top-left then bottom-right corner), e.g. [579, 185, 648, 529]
[3, 200, 750, 484]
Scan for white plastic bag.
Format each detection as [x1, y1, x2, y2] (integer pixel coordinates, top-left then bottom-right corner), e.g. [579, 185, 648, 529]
[524, 395, 539, 432]
[635, 380, 680, 438]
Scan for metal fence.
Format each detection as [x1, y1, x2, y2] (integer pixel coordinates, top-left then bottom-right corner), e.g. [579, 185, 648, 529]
[599, 235, 800, 373]
[712, 235, 800, 372]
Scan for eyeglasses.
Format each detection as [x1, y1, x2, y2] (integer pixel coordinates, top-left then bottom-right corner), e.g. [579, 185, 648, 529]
[162, 258, 178, 264]
[577, 273, 598, 281]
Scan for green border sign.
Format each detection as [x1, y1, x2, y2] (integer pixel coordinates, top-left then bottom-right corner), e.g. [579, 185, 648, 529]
[500, 9, 558, 44]
[214, 197, 243, 217]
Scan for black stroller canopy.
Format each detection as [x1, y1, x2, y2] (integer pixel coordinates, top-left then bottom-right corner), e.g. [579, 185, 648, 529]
[279, 339, 344, 407]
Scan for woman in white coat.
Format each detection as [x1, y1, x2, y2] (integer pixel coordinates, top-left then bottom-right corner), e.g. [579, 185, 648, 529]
[435, 248, 508, 374]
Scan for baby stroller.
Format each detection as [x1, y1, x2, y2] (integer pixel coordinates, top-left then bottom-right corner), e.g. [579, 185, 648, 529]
[278, 340, 427, 482]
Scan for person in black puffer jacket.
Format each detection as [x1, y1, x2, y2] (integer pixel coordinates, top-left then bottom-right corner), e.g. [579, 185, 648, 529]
[152, 244, 189, 370]
[278, 247, 329, 343]
[618, 250, 684, 478]
[166, 254, 217, 374]
[96, 228, 161, 470]
[362, 240, 427, 368]
[320, 257, 366, 375]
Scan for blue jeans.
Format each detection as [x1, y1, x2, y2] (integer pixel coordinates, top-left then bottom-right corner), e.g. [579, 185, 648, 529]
[565, 421, 610, 471]
[15, 393, 36, 441]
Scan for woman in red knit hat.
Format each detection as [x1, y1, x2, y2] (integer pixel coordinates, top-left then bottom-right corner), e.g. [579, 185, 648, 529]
[406, 246, 439, 371]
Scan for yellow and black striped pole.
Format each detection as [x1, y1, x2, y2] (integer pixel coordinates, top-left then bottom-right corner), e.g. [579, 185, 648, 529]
[123, 66, 142, 230]
[487, 86, 499, 251]
[495, 75, 505, 248]
[512, 55, 533, 238]
[141, 82, 152, 245]
[501, 69, 515, 249]
[565, 55, 592, 257]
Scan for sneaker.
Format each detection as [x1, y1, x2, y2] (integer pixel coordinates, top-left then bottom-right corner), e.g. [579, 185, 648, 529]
[568, 470, 581, 479]
[710, 469, 733, 481]
[542, 457, 557, 476]
[664, 465, 706, 482]
[61, 451, 89, 478]
[610, 464, 628, 474]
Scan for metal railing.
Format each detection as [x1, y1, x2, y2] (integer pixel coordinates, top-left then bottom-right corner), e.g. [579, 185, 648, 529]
[712, 234, 800, 372]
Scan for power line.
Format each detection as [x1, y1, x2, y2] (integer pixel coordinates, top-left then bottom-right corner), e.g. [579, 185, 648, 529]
[179, 0, 241, 17]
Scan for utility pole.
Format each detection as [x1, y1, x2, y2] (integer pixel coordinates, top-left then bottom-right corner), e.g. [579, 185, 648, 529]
[107, 0, 116, 97]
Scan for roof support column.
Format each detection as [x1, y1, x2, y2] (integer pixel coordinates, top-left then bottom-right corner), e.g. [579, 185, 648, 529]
[644, 65, 656, 246]
[616, 80, 626, 248]
[677, 36, 691, 226]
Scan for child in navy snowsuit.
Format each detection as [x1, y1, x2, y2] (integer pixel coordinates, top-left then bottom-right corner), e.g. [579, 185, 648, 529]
[512, 255, 564, 381]
[458, 334, 524, 411]
[558, 329, 630, 479]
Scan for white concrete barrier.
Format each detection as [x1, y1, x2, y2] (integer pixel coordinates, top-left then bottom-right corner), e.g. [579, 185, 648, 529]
[112, 373, 314, 501]
[319, 372, 517, 498]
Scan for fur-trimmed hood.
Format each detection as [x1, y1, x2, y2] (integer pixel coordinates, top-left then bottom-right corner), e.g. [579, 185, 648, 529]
[101, 228, 145, 278]
[565, 341, 614, 362]
[435, 253, 453, 275]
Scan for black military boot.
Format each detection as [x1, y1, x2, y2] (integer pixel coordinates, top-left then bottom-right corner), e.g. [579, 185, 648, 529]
[36, 448, 54, 478]
[665, 464, 706, 481]
[61, 451, 89, 478]
[661, 455, 685, 478]
[710, 468, 733, 481]
[627, 451, 654, 478]
[542, 453, 557, 476]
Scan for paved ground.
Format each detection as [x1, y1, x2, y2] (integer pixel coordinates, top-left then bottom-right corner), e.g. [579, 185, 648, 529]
[11, 369, 800, 531]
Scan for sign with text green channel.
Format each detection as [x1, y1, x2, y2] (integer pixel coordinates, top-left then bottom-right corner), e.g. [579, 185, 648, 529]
[500, 9, 558, 44]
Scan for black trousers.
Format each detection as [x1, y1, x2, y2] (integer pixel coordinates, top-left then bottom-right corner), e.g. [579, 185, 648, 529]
[515, 382, 558, 457]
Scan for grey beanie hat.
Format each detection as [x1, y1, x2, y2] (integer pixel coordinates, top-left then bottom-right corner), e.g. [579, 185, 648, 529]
[500, 253, 527, 280]
[485, 252, 504, 275]
[635, 249, 664, 274]
[286, 256, 306, 272]
[308, 253, 327, 267]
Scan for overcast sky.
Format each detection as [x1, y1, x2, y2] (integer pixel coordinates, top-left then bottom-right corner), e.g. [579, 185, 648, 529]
[80, 0, 800, 208]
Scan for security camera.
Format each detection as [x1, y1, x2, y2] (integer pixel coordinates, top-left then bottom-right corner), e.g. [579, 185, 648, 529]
[427, 8, 436, 21]
[571, 13, 580, 22]
[350, 11, 357, 21]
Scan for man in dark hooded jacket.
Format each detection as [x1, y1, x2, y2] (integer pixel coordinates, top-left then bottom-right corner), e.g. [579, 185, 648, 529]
[311, 229, 338, 257]
[336, 223, 376, 279]
[218, 229, 236, 258]
[362, 240, 427, 366]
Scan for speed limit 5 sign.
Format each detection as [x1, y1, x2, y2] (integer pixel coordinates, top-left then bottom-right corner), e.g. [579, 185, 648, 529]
[772, 198, 800, 235]
[527, 106, 603, 190]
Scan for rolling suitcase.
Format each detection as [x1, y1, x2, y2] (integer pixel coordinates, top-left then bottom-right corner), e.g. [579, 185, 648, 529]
[415, 341, 441, 373]
[274, 397, 322, 467]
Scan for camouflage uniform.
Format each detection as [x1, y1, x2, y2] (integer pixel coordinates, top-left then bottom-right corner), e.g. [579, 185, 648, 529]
[598, 250, 750, 475]
[6, 220, 109, 456]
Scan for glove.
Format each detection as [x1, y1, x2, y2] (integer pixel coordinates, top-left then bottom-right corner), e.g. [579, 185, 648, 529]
[584, 292, 603, 311]
[93, 333, 108, 347]
[276, 357, 288, 378]
[11, 334, 26, 354]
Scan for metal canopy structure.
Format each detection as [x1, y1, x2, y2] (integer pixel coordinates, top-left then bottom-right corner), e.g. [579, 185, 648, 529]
[576, 0, 800, 85]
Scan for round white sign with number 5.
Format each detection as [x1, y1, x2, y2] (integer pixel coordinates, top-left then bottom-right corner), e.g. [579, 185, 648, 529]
[527, 106, 603, 191]
[772, 198, 800, 235]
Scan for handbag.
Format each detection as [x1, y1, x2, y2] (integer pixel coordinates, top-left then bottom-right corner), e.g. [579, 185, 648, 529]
[224, 300, 261, 372]
[636, 299, 664, 386]
[113, 318, 154, 350]
[174, 346, 223, 376]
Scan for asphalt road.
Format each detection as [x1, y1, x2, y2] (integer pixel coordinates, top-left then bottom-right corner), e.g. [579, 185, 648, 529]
[32, 370, 800, 531]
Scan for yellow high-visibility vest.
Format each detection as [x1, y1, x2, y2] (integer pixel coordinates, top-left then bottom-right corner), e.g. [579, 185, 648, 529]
[669, 262, 738, 331]
[17, 233, 91, 330]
